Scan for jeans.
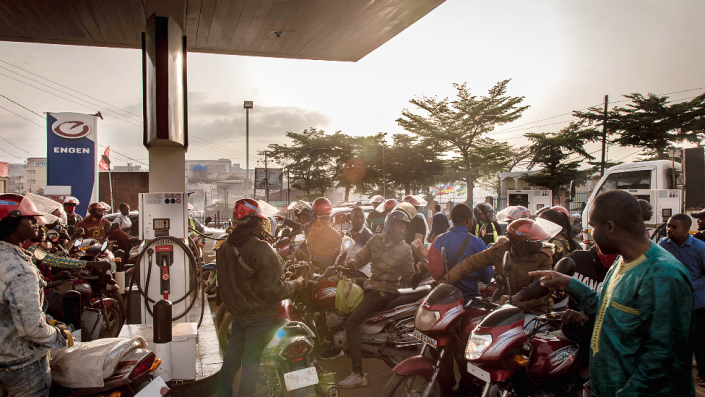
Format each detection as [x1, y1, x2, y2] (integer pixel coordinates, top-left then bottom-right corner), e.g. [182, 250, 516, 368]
[344, 290, 396, 372]
[218, 315, 276, 397]
[0, 355, 51, 397]
[696, 308, 705, 378]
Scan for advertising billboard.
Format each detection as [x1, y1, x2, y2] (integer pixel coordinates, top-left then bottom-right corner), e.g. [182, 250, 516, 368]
[46, 112, 99, 216]
[254, 168, 283, 190]
[0, 162, 8, 177]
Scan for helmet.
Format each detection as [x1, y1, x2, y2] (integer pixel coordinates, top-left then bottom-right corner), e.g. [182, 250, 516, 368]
[100, 202, 111, 212]
[382, 199, 398, 211]
[233, 198, 266, 220]
[506, 218, 562, 246]
[550, 206, 570, 218]
[312, 197, 332, 215]
[384, 209, 411, 235]
[497, 206, 529, 222]
[394, 202, 418, 220]
[473, 203, 495, 223]
[516, 206, 531, 219]
[87, 202, 110, 212]
[369, 195, 385, 205]
[63, 196, 79, 205]
[0, 194, 47, 222]
[402, 195, 421, 207]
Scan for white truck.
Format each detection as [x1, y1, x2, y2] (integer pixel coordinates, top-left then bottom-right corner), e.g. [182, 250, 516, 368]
[580, 147, 705, 243]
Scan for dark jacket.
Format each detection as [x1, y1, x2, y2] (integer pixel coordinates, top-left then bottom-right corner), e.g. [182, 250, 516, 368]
[350, 234, 415, 293]
[346, 226, 373, 248]
[216, 229, 298, 320]
[304, 222, 342, 267]
[428, 212, 450, 242]
[694, 231, 705, 244]
[470, 220, 502, 246]
[405, 215, 427, 245]
[441, 237, 554, 315]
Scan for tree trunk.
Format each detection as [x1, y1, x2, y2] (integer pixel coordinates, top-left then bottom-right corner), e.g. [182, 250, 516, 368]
[466, 168, 474, 206]
[344, 184, 350, 202]
[405, 183, 411, 196]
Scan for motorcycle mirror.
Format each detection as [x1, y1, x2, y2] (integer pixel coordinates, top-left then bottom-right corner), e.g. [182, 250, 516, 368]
[204, 216, 212, 226]
[46, 230, 60, 243]
[502, 251, 512, 298]
[554, 257, 576, 277]
[73, 238, 83, 248]
[33, 247, 48, 261]
[281, 228, 291, 238]
[440, 247, 448, 266]
[100, 240, 108, 252]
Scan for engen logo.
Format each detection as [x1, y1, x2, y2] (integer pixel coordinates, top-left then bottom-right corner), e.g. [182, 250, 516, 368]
[52, 120, 91, 139]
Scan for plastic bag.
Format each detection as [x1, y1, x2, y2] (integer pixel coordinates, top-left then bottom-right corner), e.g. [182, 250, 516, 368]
[335, 276, 364, 314]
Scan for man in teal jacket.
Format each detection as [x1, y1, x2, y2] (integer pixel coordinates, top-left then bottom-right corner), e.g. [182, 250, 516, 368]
[531, 189, 695, 397]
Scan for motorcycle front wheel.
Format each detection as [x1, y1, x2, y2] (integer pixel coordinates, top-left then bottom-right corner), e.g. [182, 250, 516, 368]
[380, 374, 441, 397]
[201, 269, 217, 299]
[218, 312, 232, 351]
[99, 303, 124, 338]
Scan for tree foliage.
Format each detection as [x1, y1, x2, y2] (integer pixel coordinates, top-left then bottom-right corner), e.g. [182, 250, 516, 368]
[396, 80, 529, 205]
[521, 123, 595, 194]
[574, 92, 705, 160]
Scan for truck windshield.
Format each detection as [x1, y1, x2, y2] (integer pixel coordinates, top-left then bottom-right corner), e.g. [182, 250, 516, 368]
[596, 170, 652, 196]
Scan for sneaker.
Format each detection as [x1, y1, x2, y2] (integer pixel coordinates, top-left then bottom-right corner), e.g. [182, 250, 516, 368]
[338, 372, 368, 389]
[319, 347, 344, 360]
[698, 375, 705, 387]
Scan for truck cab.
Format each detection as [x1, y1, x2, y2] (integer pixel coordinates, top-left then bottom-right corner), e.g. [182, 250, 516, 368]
[581, 160, 685, 242]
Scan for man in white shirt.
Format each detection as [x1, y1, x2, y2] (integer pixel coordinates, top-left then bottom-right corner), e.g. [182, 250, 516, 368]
[115, 203, 132, 234]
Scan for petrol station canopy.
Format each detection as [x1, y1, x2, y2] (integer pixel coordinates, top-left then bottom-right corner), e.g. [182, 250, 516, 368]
[0, 0, 445, 62]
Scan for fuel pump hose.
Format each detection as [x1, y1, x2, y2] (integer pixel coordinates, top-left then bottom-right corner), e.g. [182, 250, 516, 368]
[128, 236, 205, 328]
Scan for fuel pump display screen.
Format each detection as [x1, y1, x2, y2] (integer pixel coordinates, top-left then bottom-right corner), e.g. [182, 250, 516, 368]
[153, 218, 170, 237]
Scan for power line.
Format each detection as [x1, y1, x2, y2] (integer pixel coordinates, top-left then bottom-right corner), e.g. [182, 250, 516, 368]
[0, 94, 43, 118]
[0, 60, 143, 120]
[0, 104, 44, 128]
[0, 135, 35, 157]
[0, 145, 24, 159]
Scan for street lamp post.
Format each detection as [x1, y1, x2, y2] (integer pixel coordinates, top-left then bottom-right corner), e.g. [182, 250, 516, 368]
[101, 154, 114, 211]
[244, 101, 253, 198]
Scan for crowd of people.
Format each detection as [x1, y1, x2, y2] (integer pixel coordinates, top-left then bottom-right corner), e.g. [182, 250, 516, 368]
[2, 189, 705, 396]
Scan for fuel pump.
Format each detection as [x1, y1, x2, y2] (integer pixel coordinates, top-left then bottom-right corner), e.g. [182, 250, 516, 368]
[131, 192, 203, 325]
[507, 189, 553, 216]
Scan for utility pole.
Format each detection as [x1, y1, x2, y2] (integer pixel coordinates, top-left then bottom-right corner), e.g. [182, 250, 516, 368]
[264, 152, 269, 202]
[600, 95, 609, 177]
[244, 101, 253, 198]
[287, 168, 290, 207]
[382, 144, 386, 198]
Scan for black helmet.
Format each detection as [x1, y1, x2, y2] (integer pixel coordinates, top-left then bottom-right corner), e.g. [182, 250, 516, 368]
[384, 209, 411, 235]
[473, 203, 495, 223]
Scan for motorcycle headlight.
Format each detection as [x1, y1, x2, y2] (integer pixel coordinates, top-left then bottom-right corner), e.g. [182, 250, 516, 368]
[415, 306, 440, 332]
[465, 333, 493, 360]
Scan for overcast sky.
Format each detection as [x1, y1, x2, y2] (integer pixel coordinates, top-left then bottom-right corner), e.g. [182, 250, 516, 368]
[0, 0, 703, 172]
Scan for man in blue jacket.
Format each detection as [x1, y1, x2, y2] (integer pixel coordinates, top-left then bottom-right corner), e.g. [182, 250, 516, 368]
[659, 213, 705, 386]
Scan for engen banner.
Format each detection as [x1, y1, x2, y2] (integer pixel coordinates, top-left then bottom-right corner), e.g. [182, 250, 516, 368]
[46, 112, 99, 217]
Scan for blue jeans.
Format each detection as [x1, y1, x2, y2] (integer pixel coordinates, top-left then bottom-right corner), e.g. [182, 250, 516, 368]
[0, 355, 51, 397]
[218, 315, 276, 397]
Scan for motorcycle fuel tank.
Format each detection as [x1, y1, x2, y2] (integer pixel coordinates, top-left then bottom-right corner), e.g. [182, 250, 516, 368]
[312, 278, 338, 311]
[527, 333, 580, 380]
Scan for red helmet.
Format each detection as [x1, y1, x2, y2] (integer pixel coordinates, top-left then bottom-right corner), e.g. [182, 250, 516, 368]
[87, 202, 110, 212]
[63, 196, 79, 205]
[383, 199, 398, 210]
[497, 206, 529, 222]
[0, 194, 47, 222]
[312, 197, 332, 215]
[551, 206, 570, 218]
[402, 195, 421, 207]
[369, 195, 385, 204]
[233, 198, 266, 220]
[507, 219, 547, 246]
[516, 206, 531, 219]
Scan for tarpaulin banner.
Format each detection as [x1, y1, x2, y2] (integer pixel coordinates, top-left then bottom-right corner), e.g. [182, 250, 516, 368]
[0, 162, 8, 177]
[46, 112, 99, 217]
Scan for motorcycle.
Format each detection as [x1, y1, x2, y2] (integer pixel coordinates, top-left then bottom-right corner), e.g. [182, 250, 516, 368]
[49, 337, 162, 397]
[463, 256, 589, 397]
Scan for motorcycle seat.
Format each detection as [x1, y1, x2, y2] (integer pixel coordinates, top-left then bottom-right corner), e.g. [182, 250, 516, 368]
[378, 285, 431, 311]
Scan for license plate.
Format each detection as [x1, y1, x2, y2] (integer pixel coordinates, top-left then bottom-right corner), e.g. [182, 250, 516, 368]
[283, 366, 319, 391]
[467, 362, 491, 383]
[411, 329, 437, 348]
[135, 376, 169, 396]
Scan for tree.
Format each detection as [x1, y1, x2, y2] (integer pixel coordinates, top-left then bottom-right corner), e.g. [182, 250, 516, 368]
[574, 92, 705, 160]
[521, 124, 594, 195]
[386, 134, 445, 196]
[397, 80, 529, 205]
[476, 145, 531, 198]
[267, 128, 335, 196]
